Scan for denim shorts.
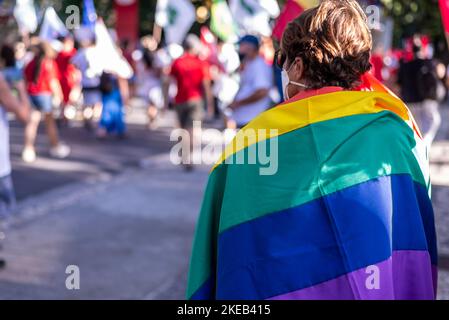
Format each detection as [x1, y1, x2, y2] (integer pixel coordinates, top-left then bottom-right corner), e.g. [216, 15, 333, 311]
[0, 175, 15, 220]
[30, 94, 53, 113]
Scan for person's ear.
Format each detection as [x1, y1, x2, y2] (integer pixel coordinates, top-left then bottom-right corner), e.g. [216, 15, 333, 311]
[292, 57, 304, 82]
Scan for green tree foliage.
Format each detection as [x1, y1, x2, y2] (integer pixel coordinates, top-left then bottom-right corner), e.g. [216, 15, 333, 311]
[10, 0, 448, 55]
[381, 0, 444, 46]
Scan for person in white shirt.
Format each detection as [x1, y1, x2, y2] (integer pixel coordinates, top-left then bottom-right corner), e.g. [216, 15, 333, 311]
[213, 39, 240, 127]
[135, 45, 165, 130]
[228, 35, 273, 128]
[71, 29, 104, 130]
[0, 72, 30, 269]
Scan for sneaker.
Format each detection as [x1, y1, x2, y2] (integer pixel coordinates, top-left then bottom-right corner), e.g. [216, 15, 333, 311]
[22, 147, 36, 163]
[49, 144, 71, 159]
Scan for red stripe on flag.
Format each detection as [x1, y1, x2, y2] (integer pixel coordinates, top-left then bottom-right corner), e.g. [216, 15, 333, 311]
[439, 0, 449, 35]
[272, 0, 305, 41]
[114, 0, 139, 43]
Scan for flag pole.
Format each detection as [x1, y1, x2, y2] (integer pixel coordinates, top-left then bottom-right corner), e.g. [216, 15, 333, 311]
[153, 23, 162, 45]
[439, 0, 449, 49]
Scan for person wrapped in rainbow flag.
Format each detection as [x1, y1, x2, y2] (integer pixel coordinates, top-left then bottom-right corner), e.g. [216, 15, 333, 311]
[187, 0, 437, 300]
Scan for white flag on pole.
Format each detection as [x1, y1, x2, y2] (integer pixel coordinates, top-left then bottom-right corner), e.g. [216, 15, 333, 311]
[39, 7, 68, 42]
[155, 0, 195, 45]
[14, 0, 38, 34]
[229, 0, 280, 37]
[259, 0, 280, 18]
[94, 20, 133, 79]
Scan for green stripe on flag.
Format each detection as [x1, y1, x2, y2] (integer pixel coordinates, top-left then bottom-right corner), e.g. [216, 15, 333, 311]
[217, 111, 426, 233]
[187, 110, 426, 298]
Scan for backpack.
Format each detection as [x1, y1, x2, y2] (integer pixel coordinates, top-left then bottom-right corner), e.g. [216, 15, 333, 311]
[99, 72, 116, 94]
[416, 61, 439, 101]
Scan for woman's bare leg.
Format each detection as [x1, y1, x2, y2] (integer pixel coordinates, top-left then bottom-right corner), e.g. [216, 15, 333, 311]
[24, 110, 41, 150]
[43, 112, 59, 147]
[147, 104, 158, 130]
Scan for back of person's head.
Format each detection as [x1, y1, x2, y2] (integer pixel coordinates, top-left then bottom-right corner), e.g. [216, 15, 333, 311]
[239, 35, 260, 50]
[282, 0, 372, 89]
[75, 26, 96, 48]
[183, 34, 201, 55]
[411, 34, 428, 59]
[31, 42, 54, 83]
[0, 44, 16, 68]
[238, 34, 260, 60]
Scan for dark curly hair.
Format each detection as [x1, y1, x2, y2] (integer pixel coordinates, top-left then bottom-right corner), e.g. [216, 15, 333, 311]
[281, 0, 372, 90]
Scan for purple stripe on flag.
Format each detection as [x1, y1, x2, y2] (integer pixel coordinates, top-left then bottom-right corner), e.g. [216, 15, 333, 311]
[268, 250, 436, 300]
[432, 265, 438, 297]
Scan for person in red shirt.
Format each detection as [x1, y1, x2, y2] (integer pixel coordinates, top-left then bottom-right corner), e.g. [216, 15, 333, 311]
[55, 35, 79, 120]
[169, 34, 214, 171]
[370, 52, 384, 83]
[22, 42, 70, 163]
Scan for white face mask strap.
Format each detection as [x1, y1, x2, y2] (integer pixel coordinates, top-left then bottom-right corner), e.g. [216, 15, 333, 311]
[285, 63, 308, 89]
[282, 62, 308, 100]
[289, 81, 308, 89]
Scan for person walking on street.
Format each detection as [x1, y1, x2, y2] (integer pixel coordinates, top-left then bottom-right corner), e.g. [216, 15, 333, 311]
[55, 34, 79, 125]
[0, 71, 30, 269]
[398, 35, 442, 146]
[96, 62, 132, 139]
[71, 29, 104, 131]
[227, 35, 273, 129]
[136, 46, 165, 130]
[169, 34, 214, 171]
[22, 42, 70, 162]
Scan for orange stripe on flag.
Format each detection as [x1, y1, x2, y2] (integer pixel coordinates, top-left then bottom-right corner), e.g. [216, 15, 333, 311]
[295, 0, 320, 9]
[439, 0, 449, 35]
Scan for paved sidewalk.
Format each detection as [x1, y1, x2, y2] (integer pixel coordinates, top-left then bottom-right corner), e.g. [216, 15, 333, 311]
[1, 151, 448, 299]
[0, 155, 208, 299]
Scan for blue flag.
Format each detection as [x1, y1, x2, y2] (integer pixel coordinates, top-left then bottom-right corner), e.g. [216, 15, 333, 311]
[82, 0, 97, 29]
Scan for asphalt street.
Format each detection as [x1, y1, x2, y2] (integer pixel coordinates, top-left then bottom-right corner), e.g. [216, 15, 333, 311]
[1, 102, 449, 299]
[8, 105, 173, 200]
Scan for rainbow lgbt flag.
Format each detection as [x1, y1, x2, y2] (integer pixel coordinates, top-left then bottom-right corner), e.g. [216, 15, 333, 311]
[187, 87, 437, 300]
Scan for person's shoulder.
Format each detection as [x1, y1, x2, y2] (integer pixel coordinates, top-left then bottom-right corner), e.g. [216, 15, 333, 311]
[172, 55, 184, 65]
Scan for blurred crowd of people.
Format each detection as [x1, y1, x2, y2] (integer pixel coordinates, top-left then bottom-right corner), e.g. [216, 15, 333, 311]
[2, 16, 449, 268]
[0, 22, 280, 267]
[0, 29, 448, 161]
[2, 26, 449, 204]
[373, 34, 448, 146]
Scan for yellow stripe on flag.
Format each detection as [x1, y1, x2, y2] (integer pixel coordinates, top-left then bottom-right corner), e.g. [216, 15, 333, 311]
[212, 91, 413, 172]
[295, 0, 320, 9]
